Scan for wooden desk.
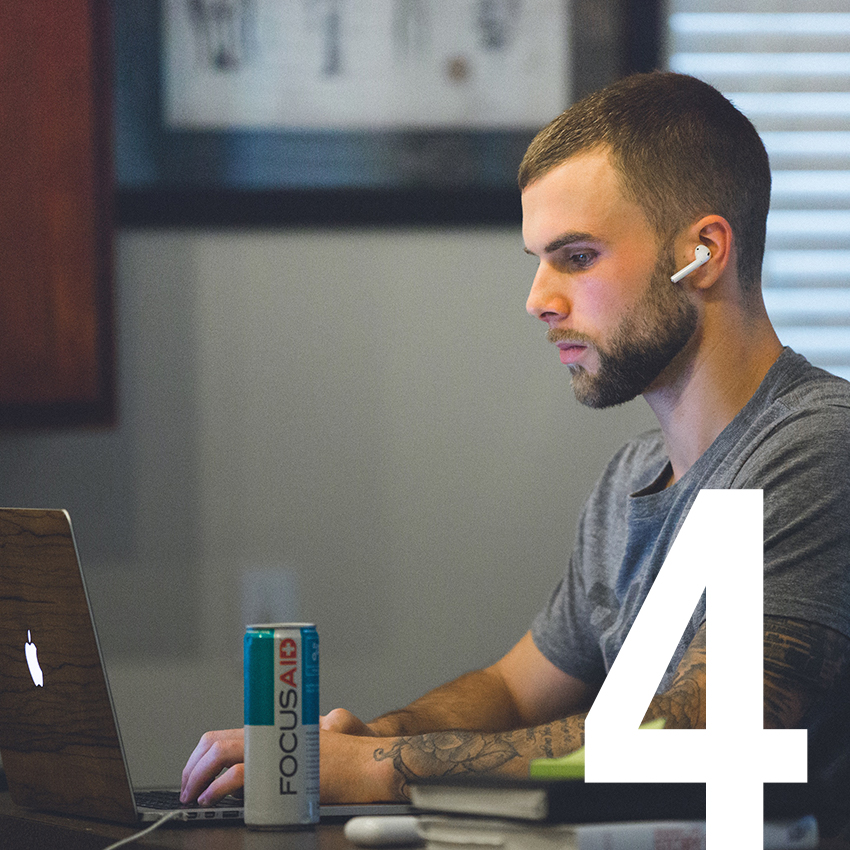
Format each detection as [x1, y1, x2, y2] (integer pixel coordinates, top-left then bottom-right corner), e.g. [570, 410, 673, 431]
[0, 792, 388, 850]
[5, 792, 850, 850]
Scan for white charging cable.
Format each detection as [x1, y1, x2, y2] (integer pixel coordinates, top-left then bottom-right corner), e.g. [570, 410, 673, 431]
[101, 811, 181, 850]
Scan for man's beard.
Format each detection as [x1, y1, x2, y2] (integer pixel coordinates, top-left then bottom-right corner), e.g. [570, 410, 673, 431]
[548, 247, 698, 409]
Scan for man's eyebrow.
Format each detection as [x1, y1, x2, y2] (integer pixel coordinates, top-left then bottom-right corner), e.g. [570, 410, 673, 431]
[523, 231, 596, 256]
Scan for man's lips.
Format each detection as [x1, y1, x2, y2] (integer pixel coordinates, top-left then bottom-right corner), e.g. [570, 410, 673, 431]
[546, 328, 593, 365]
[555, 342, 588, 365]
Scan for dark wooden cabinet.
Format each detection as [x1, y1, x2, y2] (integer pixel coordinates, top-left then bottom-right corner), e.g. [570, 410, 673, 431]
[0, 1, 114, 428]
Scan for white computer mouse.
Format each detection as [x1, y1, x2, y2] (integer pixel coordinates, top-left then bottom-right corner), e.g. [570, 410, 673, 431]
[343, 815, 422, 847]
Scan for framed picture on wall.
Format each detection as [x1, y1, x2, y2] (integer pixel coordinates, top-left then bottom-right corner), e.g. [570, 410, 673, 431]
[114, 0, 661, 226]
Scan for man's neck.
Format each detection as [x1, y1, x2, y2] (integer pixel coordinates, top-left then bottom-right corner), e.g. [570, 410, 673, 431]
[644, 317, 784, 486]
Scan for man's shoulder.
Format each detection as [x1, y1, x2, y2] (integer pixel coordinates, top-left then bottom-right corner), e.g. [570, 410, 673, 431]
[616, 427, 666, 456]
[600, 428, 667, 488]
[724, 350, 850, 486]
[767, 349, 850, 414]
[750, 351, 850, 455]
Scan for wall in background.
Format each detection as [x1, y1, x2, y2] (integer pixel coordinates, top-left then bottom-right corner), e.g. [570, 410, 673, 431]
[0, 227, 655, 786]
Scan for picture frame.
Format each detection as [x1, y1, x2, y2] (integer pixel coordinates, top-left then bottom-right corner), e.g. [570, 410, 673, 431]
[114, 1, 661, 227]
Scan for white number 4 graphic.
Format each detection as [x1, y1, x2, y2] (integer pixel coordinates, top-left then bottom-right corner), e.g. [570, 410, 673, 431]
[584, 489, 807, 848]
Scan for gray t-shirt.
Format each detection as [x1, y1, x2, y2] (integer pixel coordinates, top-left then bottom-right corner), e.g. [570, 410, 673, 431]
[533, 347, 850, 683]
[531, 348, 850, 831]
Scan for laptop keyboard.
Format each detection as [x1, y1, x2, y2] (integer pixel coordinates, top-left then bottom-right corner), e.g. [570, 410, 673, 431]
[135, 790, 242, 810]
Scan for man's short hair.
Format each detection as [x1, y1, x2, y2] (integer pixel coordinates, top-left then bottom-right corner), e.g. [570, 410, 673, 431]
[518, 72, 771, 291]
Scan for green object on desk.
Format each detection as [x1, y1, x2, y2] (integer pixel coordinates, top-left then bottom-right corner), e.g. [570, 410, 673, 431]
[528, 717, 667, 779]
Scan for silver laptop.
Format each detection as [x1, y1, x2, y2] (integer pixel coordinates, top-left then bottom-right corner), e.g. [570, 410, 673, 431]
[0, 507, 244, 823]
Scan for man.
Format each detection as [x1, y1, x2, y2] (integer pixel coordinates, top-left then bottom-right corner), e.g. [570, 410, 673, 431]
[180, 72, 850, 833]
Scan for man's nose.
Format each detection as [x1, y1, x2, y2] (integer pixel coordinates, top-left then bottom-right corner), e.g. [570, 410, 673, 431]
[526, 265, 570, 323]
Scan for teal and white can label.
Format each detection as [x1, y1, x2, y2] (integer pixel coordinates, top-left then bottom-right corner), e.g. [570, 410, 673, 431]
[244, 623, 319, 829]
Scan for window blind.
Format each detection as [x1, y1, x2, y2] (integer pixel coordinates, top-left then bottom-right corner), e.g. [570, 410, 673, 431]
[667, 4, 850, 379]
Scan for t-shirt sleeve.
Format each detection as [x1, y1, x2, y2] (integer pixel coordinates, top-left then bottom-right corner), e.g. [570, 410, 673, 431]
[738, 404, 850, 639]
[529, 433, 666, 686]
[531, 512, 609, 687]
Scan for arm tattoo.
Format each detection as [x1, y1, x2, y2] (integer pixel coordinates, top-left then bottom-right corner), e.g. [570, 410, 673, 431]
[539, 725, 555, 759]
[645, 621, 707, 729]
[763, 616, 850, 728]
[372, 716, 587, 801]
[373, 731, 520, 800]
[643, 616, 850, 731]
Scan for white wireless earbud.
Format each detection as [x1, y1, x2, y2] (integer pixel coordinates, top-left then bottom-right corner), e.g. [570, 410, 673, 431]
[670, 244, 711, 283]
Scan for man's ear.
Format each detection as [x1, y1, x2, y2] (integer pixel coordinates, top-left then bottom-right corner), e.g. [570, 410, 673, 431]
[674, 216, 734, 291]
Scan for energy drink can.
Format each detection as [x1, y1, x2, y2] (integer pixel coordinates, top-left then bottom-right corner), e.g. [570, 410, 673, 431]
[244, 623, 320, 829]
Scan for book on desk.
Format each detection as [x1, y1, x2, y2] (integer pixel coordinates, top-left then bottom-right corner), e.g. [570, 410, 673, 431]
[410, 776, 706, 823]
[409, 777, 818, 850]
[415, 813, 819, 850]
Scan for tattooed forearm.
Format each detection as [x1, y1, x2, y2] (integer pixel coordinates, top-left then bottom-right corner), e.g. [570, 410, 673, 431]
[523, 718, 584, 758]
[373, 730, 520, 800]
[364, 618, 850, 801]
[763, 616, 850, 728]
[551, 715, 585, 754]
[367, 625, 711, 801]
[373, 716, 587, 800]
[540, 725, 555, 759]
[644, 621, 707, 729]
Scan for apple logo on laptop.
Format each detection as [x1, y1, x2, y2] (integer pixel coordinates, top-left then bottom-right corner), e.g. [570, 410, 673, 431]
[25, 630, 44, 687]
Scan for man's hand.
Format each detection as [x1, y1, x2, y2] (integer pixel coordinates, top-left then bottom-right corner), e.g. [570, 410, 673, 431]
[179, 719, 391, 806]
[320, 728, 400, 803]
[320, 708, 380, 736]
[319, 710, 404, 803]
[180, 728, 245, 806]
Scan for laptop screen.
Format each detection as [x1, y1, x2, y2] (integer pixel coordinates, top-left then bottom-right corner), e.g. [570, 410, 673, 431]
[0, 508, 138, 824]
